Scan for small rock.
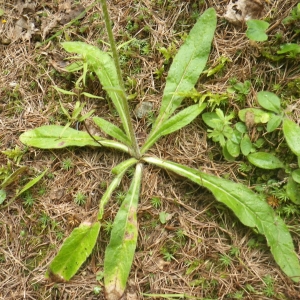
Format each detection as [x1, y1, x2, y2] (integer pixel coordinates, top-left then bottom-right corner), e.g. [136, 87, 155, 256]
[134, 101, 153, 118]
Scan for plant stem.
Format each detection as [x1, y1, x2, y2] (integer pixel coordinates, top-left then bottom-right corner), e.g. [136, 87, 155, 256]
[99, 0, 140, 158]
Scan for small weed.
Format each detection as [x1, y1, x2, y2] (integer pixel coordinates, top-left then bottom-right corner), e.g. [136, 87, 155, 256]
[40, 212, 51, 227]
[150, 196, 161, 208]
[74, 192, 87, 206]
[115, 191, 126, 203]
[219, 254, 232, 267]
[23, 191, 35, 207]
[62, 158, 73, 170]
[103, 220, 113, 234]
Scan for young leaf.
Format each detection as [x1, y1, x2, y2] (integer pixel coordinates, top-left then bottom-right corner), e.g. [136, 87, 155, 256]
[52, 86, 77, 96]
[81, 92, 104, 99]
[283, 118, 300, 156]
[143, 8, 217, 153]
[141, 103, 206, 152]
[247, 152, 284, 169]
[143, 156, 300, 282]
[15, 168, 48, 198]
[104, 163, 143, 300]
[240, 134, 252, 156]
[93, 116, 131, 146]
[286, 177, 300, 205]
[267, 115, 282, 132]
[1, 166, 27, 189]
[0, 190, 7, 205]
[292, 169, 300, 184]
[19, 125, 129, 153]
[46, 221, 100, 281]
[62, 42, 133, 146]
[257, 91, 281, 114]
[226, 139, 240, 157]
[246, 20, 269, 42]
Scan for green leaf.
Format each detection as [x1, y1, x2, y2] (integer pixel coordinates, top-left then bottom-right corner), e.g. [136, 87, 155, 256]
[143, 8, 216, 153]
[141, 103, 206, 152]
[257, 91, 281, 113]
[0, 190, 7, 204]
[240, 134, 252, 156]
[246, 19, 269, 42]
[226, 139, 240, 157]
[277, 43, 300, 55]
[267, 115, 282, 132]
[46, 221, 100, 281]
[104, 163, 143, 299]
[247, 152, 284, 169]
[81, 92, 104, 99]
[93, 117, 131, 146]
[286, 177, 300, 205]
[283, 118, 300, 156]
[1, 166, 27, 189]
[202, 112, 219, 128]
[292, 169, 300, 184]
[52, 85, 77, 96]
[98, 159, 137, 221]
[239, 108, 273, 124]
[143, 156, 300, 282]
[16, 168, 48, 198]
[0, 9, 5, 16]
[62, 42, 133, 146]
[20, 125, 129, 153]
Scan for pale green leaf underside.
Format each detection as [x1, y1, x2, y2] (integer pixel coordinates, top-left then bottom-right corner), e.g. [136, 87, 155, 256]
[104, 163, 143, 299]
[143, 156, 300, 282]
[46, 222, 100, 281]
[62, 42, 132, 145]
[20, 125, 129, 153]
[144, 8, 217, 153]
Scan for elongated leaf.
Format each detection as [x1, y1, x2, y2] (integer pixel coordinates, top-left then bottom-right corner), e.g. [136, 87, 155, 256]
[52, 85, 77, 96]
[93, 116, 131, 146]
[292, 169, 300, 184]
[1, 166, 27, 189]
[283, 118, 300, 156]
[62, 42, 133, 145]
[143, 156, 300, 282]
[20, 125, 129, 153]
[257, 91, 281, 114]
[267, 115, 282, 132]
[143, 8, 216, 153]
[0, 190, 7, 205]
[16, 168, 48, 198]
[141, 103, 206, 152]
[104, 163, 143, 300]
[98, 158, 138, 221]
[46, 221, 100, 281]
[247, 152, 284, 169]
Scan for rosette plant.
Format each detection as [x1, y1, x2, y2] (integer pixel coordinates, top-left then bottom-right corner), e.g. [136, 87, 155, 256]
[19, 2, 300, 299]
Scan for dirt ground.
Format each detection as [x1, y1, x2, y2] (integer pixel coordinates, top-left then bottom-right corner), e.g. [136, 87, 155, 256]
[1, 0, 300, 299]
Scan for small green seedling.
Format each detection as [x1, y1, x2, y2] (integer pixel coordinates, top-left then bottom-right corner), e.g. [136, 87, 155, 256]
[227, 79, 251, 102]
[17, 3, 300, 299]
[282, 3, 300, 25]
[246, 19, 270, 42]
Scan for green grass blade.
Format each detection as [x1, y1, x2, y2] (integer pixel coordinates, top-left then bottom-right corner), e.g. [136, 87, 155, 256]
[62, 42, 133, 145]
[46, 221, 100, 281]
[16, 168, 48, 198]
[104, 163, 143, 299]
[20, 125, 129, 153]
[143, 156, 300, 282]
[93, 116, 131, 146]
[141, 103, 206, 153]
[1, 166, 27, 189]
[144, 8, 216, 152]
